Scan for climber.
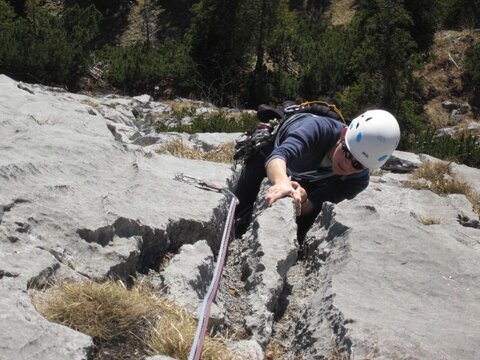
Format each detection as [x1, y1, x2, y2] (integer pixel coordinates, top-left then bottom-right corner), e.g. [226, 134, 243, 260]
[234, 109, 401, 240]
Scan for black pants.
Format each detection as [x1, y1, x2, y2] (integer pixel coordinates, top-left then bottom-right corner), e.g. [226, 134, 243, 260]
[234, 142, 273, 235]
[233, 143, 321, 241]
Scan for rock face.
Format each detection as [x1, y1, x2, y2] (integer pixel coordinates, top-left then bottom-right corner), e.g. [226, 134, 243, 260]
[1, 74, 480, 360]
[0, 75, 233, 359]
[219, 156, 480, 360]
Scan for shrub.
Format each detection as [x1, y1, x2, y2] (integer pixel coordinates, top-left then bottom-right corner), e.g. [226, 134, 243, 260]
[156, 110, 258, 134]
[103, 39, 193, 95]
[0, 0, 101, 87]
[464, 44, 480, 117]
[404, 127, 480, 168]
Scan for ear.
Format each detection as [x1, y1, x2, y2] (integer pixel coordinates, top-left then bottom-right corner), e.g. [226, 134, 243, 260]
[340, 127, 348, 139]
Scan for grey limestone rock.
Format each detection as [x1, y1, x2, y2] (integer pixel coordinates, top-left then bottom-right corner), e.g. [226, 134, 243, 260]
[2, 74, 480, 360]
[0, 74, 233, 359]
[161, 240, 225, 326]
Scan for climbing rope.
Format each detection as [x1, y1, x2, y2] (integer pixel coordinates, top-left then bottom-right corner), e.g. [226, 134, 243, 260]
[174, 173, 239, 360]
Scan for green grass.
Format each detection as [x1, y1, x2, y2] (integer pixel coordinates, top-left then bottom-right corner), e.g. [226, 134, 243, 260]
[155, 110, 258, 134]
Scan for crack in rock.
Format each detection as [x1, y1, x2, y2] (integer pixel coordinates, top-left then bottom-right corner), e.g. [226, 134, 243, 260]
[14, 221, 31, 234]
[27, 263, 61, 290]
[77, 225, 114, 247]
[0, 163, 40, 180]
[1, 198, 30, 225]
[74, 196, 228, 281]
[458, 214, 480, 229]
[0, 270, 20, 280]
[268, 203, 354, 358]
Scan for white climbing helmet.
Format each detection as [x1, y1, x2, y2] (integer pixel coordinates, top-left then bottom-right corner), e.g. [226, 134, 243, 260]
[344, 109, 400, 169]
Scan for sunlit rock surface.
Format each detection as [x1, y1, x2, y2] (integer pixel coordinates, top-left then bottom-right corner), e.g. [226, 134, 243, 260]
[1, 75, 479, 360]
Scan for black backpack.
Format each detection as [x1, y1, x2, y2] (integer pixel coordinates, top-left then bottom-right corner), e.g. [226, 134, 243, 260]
[257, 100, 348, 124]
[234, 100, 348, 164]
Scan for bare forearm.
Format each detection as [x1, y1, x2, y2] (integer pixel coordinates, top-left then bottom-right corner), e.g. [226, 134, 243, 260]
[266, 158, 289, 185]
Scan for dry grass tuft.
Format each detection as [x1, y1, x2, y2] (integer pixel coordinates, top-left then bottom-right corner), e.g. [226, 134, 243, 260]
[404, 161, 479, 213]
[163, 99, 204, 113]
[326, 0, 356, 26]
[32, 281, 158, 341]
[147, 308, 236, 360]
[265, 340, 287, 359]
[32, 280, 237, 360]
[328, 346, 350, 360]
[419, 215, 441, 225]
[156, 139, 235, 163]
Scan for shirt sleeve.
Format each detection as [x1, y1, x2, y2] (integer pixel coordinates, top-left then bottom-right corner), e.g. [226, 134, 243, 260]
[265, 117, 330, 169]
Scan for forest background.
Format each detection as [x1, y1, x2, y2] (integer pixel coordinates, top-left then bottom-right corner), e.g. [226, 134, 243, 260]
[1, 0, 480, 167]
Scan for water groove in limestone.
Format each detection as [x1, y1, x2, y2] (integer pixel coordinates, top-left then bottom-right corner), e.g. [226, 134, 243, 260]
[0, 163, 40, 180]
[1, 198, 30, 225]
[0, 270, 20, 280]
[74, 196, 229, 281]
[220, 201, 354, 358]
[458, 213, 480, 229]
[27, 263, 61, 290]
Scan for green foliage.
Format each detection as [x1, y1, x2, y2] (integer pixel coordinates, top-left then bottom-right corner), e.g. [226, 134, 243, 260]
[439, 0, 480, 29]
[245, 0, 300, 105]
[103, 40, 193, 95]
[0, 0, 101, 87]
[403, 0, 439, 53]
[396, 99, 427, 143]
[0, 0, 16, 21]
[156, 111, 258, 134]
[187, 0, 250, 104]
[464, 44, 480, 116]
[4, 0, 25, 15]
[351, 0, 418, 107]
[339, 0, 427, 144]
[187, 0, 300, 106]
[297, 24, 356, 101]
[62, 5, 101, 47]
[405, 127, 480, 168]
[338, 73, 384, 116]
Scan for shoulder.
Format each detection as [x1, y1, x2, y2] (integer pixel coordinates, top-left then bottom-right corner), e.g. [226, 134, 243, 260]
[287, 114, 344, 138]
[338, 169, 370, 199]
[342, 168, 370, 183]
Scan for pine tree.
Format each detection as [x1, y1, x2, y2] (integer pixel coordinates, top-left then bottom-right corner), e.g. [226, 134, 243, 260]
[403, 0, 439, 53]
[187, 0, 299, 105]
[464, 44, 480, 116]
[187, 0, 245, 104]
[0, 0, 101, 87]
[441, 0, 480, 29]
[349, 0, 418, 112]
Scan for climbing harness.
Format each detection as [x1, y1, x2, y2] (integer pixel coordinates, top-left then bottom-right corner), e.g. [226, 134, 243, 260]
[233, 121, 277, 165]
[174, 173, 239, 360]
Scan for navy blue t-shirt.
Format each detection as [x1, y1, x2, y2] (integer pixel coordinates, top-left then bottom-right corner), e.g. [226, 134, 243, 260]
[265, 113, 369, 211]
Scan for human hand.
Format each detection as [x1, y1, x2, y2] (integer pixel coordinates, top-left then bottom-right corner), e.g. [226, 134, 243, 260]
[291, 181, 307, 201]
[265, 179, 302, 216]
